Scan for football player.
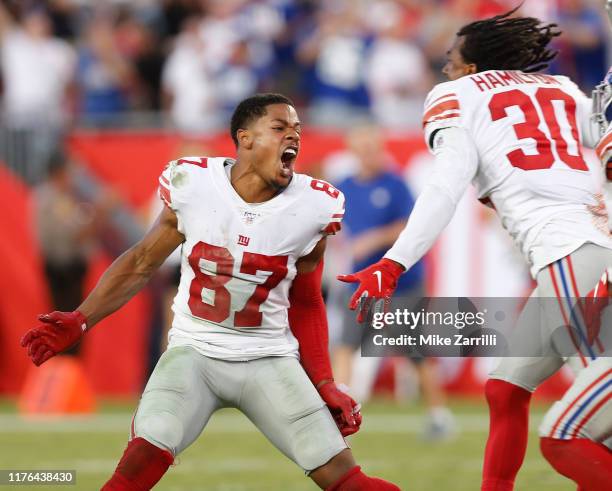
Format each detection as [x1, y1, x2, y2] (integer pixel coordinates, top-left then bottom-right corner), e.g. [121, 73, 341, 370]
[339, 9, 612, 491]
[537, 125, 612, 491]
[21, 94, 400, 491]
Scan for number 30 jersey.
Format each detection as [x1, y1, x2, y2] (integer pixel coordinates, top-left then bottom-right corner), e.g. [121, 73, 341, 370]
[423, 70, 612, 276]
[158, 157, 344, 361]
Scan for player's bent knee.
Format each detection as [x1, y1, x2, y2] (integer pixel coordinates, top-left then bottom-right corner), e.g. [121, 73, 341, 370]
[135, 411, 184, 456]
[313, 448, 355, 477]
[485, 379, 531, 411]
[291, 408, 348, 472]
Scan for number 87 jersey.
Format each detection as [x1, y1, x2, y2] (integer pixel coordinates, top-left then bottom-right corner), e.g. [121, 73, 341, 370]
[158, 157, 344, 361]
[423, 69, 612, 277]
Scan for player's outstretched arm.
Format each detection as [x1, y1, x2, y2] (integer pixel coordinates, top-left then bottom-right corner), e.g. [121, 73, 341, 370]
[77, 206, 184, 326]
[21, 206, 184, 366]
[338, 126, 478, 321]
[289, 238, 362, 437]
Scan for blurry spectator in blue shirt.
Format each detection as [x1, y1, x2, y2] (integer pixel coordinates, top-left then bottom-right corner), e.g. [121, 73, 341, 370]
[76, 15, 135, 124]
[337, 126, 424, 292]
[331, 124, 454, 440]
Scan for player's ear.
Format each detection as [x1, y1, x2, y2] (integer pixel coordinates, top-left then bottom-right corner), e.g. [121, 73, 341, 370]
[237, 128, 253, 150]
[465, 63, 477, 75]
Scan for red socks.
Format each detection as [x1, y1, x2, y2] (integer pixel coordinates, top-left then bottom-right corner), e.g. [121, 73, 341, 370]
[326, 466, 401, 491]
[540, 437, 612, 491]
[102, 441, 402, 491]
[481, 379, 532, 491]
[101, 437, 174, 490]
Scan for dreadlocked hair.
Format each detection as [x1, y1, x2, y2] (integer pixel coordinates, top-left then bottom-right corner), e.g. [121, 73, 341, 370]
[457, 5, 561, 73]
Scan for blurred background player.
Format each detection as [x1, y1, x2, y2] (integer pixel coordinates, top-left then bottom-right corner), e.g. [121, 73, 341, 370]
[339, 7, 612, 491]
[35, 151, 101, 316]
[330, 123, 454, 440]
[21, 93, 401, 491]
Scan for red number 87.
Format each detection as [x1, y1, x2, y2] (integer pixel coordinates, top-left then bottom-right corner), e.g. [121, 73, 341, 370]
[187, 242, 288, 328]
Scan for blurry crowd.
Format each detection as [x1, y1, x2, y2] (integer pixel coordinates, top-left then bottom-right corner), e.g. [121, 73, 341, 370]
[0, 0, 609, 182]
[0, 0, 608, 133]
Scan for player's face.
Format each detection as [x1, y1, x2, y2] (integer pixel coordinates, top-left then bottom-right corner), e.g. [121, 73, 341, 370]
[248, 104, 301, 190]
[442, 36, 477, 81]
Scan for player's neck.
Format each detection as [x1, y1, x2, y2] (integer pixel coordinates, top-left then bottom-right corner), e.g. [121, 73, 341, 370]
[230, 161, 283, 203]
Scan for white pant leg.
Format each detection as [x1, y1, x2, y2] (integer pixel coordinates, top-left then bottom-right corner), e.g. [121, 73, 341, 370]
[133, 346, 223, 456]
[490, 243, 612, 391]
[239, 356, 348, 472]
[539, 357, 612, 441]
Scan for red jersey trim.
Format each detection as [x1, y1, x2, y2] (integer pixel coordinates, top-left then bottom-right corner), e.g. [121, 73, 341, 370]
[158, 184, 171, 206]
[422, 100, 460, 127]
[323, 221, 342, 235]
[177, 157, 208, 168]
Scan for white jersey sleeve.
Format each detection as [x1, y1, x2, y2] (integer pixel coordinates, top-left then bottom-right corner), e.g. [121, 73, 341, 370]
[298, 178, 345, 257]
[158, 156, 209, 234]
[422, 82, 462, 150]
[385, 126, 478, 270]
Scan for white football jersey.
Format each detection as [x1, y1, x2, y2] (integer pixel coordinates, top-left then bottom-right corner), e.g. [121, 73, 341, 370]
[423, 70, 612, 276]
[158, 156, 344, 360]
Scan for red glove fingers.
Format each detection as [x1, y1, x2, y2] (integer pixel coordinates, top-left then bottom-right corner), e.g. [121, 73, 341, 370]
[20, 328, 42, 348]
[318, 381, 362, 437]
[33, 344, 54, 367]
[28, 337, 48, 359]
[341, 409, 362, 437]
[337, 258, 404, 323]
[336, 274, 362, 308]
[21, 311, 88, 366]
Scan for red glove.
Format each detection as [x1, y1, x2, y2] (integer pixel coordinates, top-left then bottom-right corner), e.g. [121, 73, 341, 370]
[318, 381, 362, 437]
[20, 311, 88, 366]
[583, 270, 610, 346]
[337, 258, 404, 322]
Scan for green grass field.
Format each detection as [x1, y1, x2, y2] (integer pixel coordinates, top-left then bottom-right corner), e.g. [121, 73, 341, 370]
[0, 398, 574, 491]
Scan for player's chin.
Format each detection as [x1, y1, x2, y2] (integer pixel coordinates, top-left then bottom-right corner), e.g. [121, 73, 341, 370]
[274, 166, 293, 187]
[272, 174, 292, 190]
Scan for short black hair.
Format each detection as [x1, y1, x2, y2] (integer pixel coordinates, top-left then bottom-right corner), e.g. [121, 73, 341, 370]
[458, 6, 561, 73]
[230, 93, 295, 147]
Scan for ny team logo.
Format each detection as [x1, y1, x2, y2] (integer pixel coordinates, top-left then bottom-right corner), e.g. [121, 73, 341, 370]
[237, 235, 250, 247]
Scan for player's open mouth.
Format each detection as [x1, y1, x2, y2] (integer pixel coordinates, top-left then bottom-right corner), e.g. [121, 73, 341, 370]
[280, 146, 298, 177]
